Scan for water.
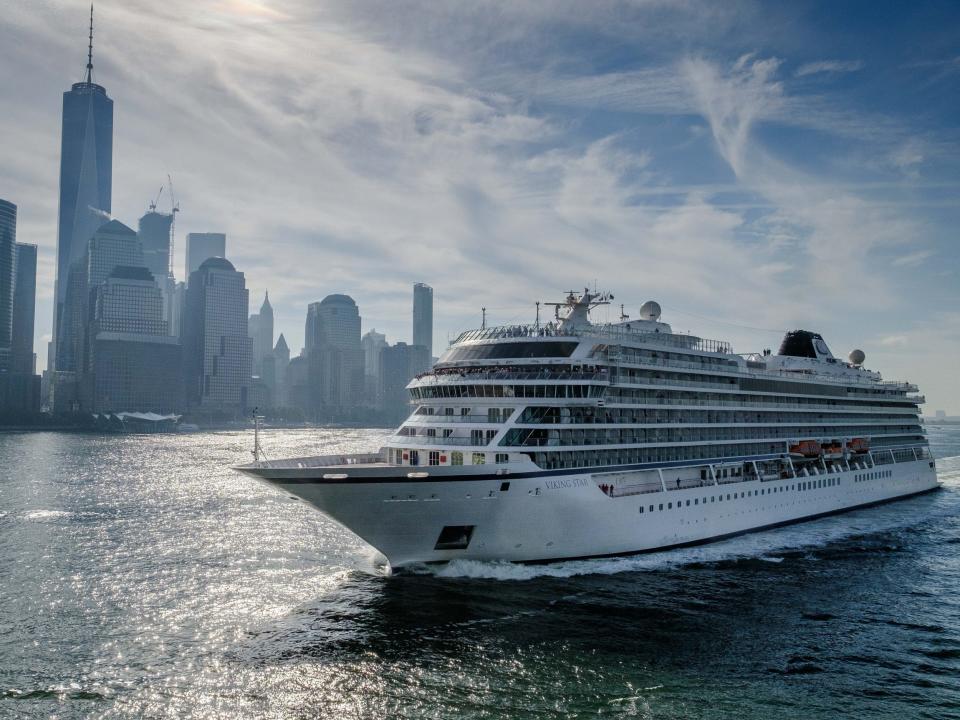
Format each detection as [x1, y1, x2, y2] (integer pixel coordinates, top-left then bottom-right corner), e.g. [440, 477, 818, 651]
[1, 426, 959, 719]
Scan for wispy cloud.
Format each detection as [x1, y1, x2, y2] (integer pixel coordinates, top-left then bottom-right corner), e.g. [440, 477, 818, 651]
[891, 250, 933, 267]
[795, 59, 864, 77]
[0, 1, 958, 411]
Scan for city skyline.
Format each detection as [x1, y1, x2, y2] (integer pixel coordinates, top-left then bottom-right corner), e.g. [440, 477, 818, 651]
[1, 2, 958, 412]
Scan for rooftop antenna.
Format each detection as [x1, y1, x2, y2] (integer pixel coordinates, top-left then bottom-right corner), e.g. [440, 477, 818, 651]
[535, 301, 541, 329]
[481, 307, 487, 330]
[620, 303, 629, 321]
[85, 4, 94, 84]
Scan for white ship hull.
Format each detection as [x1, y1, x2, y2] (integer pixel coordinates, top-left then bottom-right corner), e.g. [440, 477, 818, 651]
[241, 458, 939, 568]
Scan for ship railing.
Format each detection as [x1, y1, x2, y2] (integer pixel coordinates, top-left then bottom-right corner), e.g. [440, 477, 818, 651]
[600, 397, 921, 414]
[252, 452, 385, 469]
[393, 436, 484, 446]
[412, 370, 606, 384]
[450, 323, 733, 354]
[408, 413, 509, 423]
[608, 481, 663, 497]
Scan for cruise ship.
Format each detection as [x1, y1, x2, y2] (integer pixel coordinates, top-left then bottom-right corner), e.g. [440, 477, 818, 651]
[236, 290, 939, 569]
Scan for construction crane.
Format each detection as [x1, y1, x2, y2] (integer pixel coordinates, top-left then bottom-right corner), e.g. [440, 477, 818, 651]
[148, 185, 164, 212]
[167, 174, 180, 277]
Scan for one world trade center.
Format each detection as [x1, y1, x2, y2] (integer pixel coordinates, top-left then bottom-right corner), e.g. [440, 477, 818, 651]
[51, 5, 112, 385]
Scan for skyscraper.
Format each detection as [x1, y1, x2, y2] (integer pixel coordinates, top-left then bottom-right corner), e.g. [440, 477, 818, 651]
[137, 210, 173, 280]
[182, 257, 251, 411]
[379, 341, 430, 423]
[361, 328, 387, 405]
[272, 333, 290, 408]
[304, 295, 364, 418]
[412, 282, 433, 368]
[255, 292, 273, 375]
[184, 232, 226, 281]
[85, 266, 183, 412]
[12, 243, 38, 375]
[0, 200, 16, 369]
[52, 7, 113, 373]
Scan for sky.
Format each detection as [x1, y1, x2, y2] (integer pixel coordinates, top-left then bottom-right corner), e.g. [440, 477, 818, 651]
[1, 0, 959, 412]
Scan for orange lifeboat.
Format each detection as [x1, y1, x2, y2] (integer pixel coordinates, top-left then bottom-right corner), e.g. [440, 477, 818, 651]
[789, 440, 821, 459]
[822, 442, 844, 459]
[848, 438, 869, 454]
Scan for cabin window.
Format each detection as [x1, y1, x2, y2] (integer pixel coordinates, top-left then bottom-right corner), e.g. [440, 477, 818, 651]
[472, 452, 486, 465]
[451, 451, 463, 466]
[429, 451, 440, 466]
[496, 453, 509, 464]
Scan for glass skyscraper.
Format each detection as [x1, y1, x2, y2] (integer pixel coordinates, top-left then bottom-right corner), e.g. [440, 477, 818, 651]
[52, 16, 113, 373]
[185, 233, 226, 282]
[412, 282, 433, 362]
[183, 257, 251, 410]
[0, 200, 16, 366]
[12, 243, 38, 375]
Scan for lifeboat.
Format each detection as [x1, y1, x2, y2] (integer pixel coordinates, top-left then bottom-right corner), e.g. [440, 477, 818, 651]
[822, 442, 844, 460]
[789, 439, 821, 459]
[848, 437, 870, 454]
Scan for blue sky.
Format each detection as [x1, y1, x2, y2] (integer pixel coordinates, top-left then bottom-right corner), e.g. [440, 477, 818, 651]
[1, 0, 958, 411]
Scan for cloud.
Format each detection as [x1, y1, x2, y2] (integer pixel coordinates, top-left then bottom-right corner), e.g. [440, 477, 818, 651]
[0, 2, 957, 413]
[891, 250, 933, 267]
[795, 60, 864, 77]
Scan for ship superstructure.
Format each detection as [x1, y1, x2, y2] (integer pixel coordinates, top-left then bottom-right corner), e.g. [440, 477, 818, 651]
[237, 290, 938, 569]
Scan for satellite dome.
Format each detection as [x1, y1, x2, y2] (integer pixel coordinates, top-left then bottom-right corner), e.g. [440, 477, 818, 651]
[848, 349, 866, 366]
[639, 300, 662, 322]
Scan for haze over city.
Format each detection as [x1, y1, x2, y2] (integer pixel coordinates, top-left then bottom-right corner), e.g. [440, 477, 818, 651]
[1, 0, 958, 412]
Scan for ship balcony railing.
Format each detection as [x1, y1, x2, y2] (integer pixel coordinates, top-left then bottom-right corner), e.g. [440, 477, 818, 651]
[608, 481, 664, 497]
[606, 355, 918, 393]
[394, 435, 487, 446]
[450, 323, 733, 354]
[412, 370, 607, 385]
[250, 452, 386, 469]
[408, 413, 511, 424]
[599, 398, 921, 414]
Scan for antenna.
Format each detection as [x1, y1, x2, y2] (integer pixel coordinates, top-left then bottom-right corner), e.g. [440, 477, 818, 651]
[481, 307, 487, 329]
[86, 4, 94, 84]
[535, 301, 541, 329]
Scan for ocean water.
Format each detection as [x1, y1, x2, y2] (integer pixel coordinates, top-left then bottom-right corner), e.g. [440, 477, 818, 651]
[1, 425, 959, 719]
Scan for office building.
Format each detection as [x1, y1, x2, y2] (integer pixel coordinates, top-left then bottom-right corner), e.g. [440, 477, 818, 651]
[137, 210, 173, 280]
[12, 243, 38, 374]
[138, 210, 177, 332]
[184, 233, 226, 281]
[52, 9, 113, 374]
[0, 200, 15, 369]
[253, 292, 273, 376]
[379, 341, 430, 423]
[182, 257, 251, 411]
[361, 328, 387, 406]
[272, 333, 289, 407]
[304, 294, 364, 418]
[0, 202, 41, 413]
[85, 266, 183, 412]
[412, 282, 433, 372]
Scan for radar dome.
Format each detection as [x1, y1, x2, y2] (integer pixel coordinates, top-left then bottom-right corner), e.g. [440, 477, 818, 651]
[639, 301, 662, 322]
[848, 349, 866, 366]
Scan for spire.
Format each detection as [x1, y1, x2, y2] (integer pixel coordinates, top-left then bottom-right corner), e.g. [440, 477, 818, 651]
[85, 4, 94, 84]
[261, 290, 273, 314]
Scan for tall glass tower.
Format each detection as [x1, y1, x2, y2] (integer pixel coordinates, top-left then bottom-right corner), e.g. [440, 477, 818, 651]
[52, 6, 113, 372]
[412, 281, 433, 365]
